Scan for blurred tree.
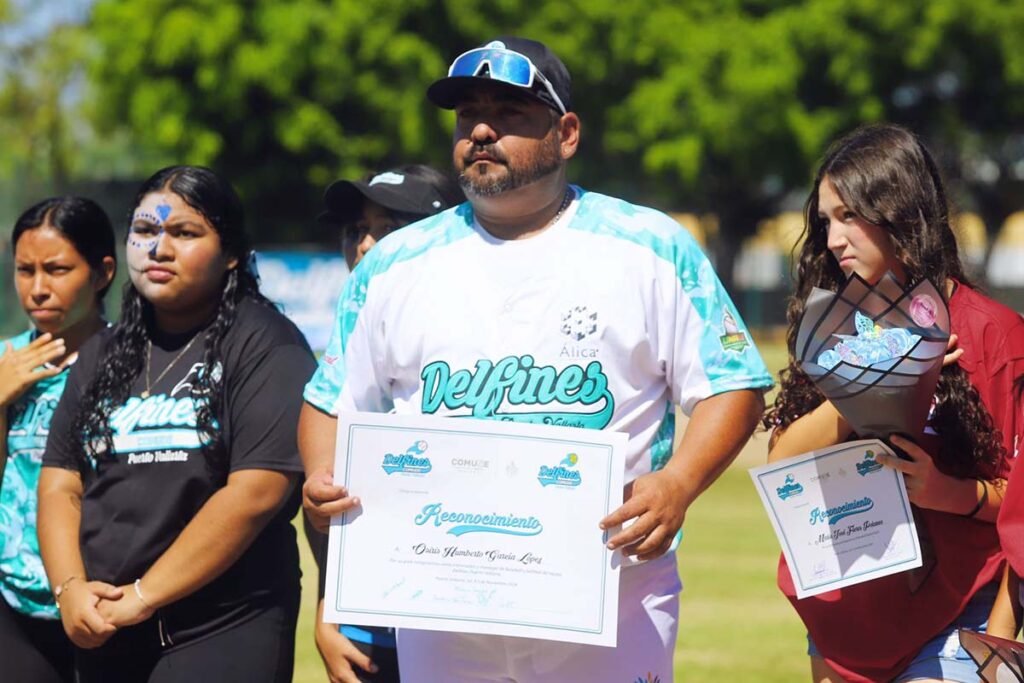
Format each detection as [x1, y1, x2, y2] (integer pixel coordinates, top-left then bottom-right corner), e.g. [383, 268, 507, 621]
[0, 0, 166, 227]
[87, 0, 461, 242]
[0, 7, 87, 196]
[85, 0, 1024, 269]
[593, 0, 1024, 274]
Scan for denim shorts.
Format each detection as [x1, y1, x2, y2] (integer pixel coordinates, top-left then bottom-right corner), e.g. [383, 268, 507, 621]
[807, 583, 997, 683]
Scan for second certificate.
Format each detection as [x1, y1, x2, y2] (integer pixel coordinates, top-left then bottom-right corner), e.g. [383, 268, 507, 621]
[323, 412, 627, 647]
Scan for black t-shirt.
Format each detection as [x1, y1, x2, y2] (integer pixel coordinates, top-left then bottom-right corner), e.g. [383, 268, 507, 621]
[44, 298, 315, 641]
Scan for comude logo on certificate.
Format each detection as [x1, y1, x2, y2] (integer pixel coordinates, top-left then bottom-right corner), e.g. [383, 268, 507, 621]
[323, 412, 627, 646]
[749, 439, 923, 598]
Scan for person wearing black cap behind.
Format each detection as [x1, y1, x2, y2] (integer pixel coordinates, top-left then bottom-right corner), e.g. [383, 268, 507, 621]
[310, 163, 462, 683]
[318, 164, 464, 270]
[299, 36, 772, 682]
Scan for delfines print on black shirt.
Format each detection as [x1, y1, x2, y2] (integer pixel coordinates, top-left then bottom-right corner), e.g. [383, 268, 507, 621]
[43, 299, 315, 642]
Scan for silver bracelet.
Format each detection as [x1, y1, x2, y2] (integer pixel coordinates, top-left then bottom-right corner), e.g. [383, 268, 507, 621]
[133, 578, 154, 610]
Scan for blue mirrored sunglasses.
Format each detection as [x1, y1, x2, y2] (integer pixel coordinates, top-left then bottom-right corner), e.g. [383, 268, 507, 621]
[447, 47, 567, 114]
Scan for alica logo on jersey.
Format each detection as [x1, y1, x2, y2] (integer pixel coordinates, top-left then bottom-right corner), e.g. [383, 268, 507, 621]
[382, 440, 431, 475]
[420, 355, 614, 429]
[561, 306, 597, 341]
[538, 452, 581, 487]
[414, 503, 543, 537]
[809, 497, 875, 526]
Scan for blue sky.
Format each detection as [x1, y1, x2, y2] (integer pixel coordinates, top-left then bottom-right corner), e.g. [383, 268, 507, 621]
[2, 0, 92, 46]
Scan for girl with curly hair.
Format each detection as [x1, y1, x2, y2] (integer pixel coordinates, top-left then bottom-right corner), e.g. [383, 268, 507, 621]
[0, 197, 116, 682]
[764, 123, 1024, 682]
[37, 166, 315, 682]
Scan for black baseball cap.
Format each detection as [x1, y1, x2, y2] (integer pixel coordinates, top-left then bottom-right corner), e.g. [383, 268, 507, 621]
[318, 169, 448, 226]
[427, 36, 572, 114]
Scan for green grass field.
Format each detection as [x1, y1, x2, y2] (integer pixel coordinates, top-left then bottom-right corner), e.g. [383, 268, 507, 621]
[291, 339, 809, 682]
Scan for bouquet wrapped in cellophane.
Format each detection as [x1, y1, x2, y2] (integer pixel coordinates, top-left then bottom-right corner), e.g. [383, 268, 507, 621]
[795, 272, 950, 439]
[959, 629, 1024, 682]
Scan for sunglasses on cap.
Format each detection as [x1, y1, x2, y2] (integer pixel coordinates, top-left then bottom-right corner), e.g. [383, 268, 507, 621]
[447, 46, 567, 115]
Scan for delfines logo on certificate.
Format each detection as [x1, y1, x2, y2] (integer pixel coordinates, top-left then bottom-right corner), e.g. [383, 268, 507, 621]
[856, 449, 884, 476]
[776, 474, 804, 500]
[381, 440, 432, 475]
[538, 452, 581, 487]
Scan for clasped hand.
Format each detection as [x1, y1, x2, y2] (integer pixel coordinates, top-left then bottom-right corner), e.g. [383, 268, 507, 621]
[96, 584, 155, 629]
[59, 580, 154, 649]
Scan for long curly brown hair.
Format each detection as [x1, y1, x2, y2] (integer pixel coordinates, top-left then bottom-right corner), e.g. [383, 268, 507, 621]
[763, 124, 1003, 480]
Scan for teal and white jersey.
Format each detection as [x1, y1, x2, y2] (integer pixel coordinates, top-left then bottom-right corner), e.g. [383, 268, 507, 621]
[1, 330, 66, 618]
[306, 187, 773, 485]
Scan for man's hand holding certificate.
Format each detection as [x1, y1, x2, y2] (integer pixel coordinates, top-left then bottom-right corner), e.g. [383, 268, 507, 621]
[322, 412, 627, 646]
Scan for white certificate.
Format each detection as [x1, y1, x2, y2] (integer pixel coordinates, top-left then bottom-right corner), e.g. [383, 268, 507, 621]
[323, 412, 627, 646]
[749, 439, 922, 599]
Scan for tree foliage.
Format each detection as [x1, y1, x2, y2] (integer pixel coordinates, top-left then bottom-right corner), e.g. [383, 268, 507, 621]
[0, 8, 87, 194]
[81, 0, 1024, 251]
[87, 0, 457, 240]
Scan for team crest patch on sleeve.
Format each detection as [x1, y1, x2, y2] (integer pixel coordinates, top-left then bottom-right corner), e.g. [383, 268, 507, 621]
[718, 310, 750, 352]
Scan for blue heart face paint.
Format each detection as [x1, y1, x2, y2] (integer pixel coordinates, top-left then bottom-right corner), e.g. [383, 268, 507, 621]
[127, 190, 233, 316]
[127, 195, 171, 273]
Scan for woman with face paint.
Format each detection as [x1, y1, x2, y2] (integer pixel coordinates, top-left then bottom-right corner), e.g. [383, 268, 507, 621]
[37, 166, 315, 683]
[0, 197, 116, 683]
[764, 124, 1024, 683]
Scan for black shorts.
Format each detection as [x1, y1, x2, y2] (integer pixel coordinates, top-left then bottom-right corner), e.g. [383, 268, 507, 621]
[74, 592, 299, 683]
[0, 596, 74, 683]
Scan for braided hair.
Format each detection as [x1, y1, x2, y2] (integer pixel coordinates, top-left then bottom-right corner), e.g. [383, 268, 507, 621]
[73, 166, 272, 473]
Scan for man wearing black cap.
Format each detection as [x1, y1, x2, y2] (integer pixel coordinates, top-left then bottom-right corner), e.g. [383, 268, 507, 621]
[318, 164, 464, 269]
[300, 36, 773, 681]
[309, 163, 463, 683]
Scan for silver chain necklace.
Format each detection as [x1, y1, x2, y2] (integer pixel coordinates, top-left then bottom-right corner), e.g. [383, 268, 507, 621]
[141, 336, 199, 398]
[475, 187, 574, 233]
[545, 188, 574, 229]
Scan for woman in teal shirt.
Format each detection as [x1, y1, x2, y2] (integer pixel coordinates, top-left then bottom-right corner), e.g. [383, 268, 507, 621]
[0, 197, 116, 682]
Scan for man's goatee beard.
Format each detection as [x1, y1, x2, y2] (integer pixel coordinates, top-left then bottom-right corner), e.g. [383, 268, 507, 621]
[459, 139, 563, 198]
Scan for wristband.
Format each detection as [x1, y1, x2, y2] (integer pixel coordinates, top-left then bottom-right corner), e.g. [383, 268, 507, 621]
[133, 579, 154, 610]
[53, 575, 80, 609]
[961, 480, 989, 519]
